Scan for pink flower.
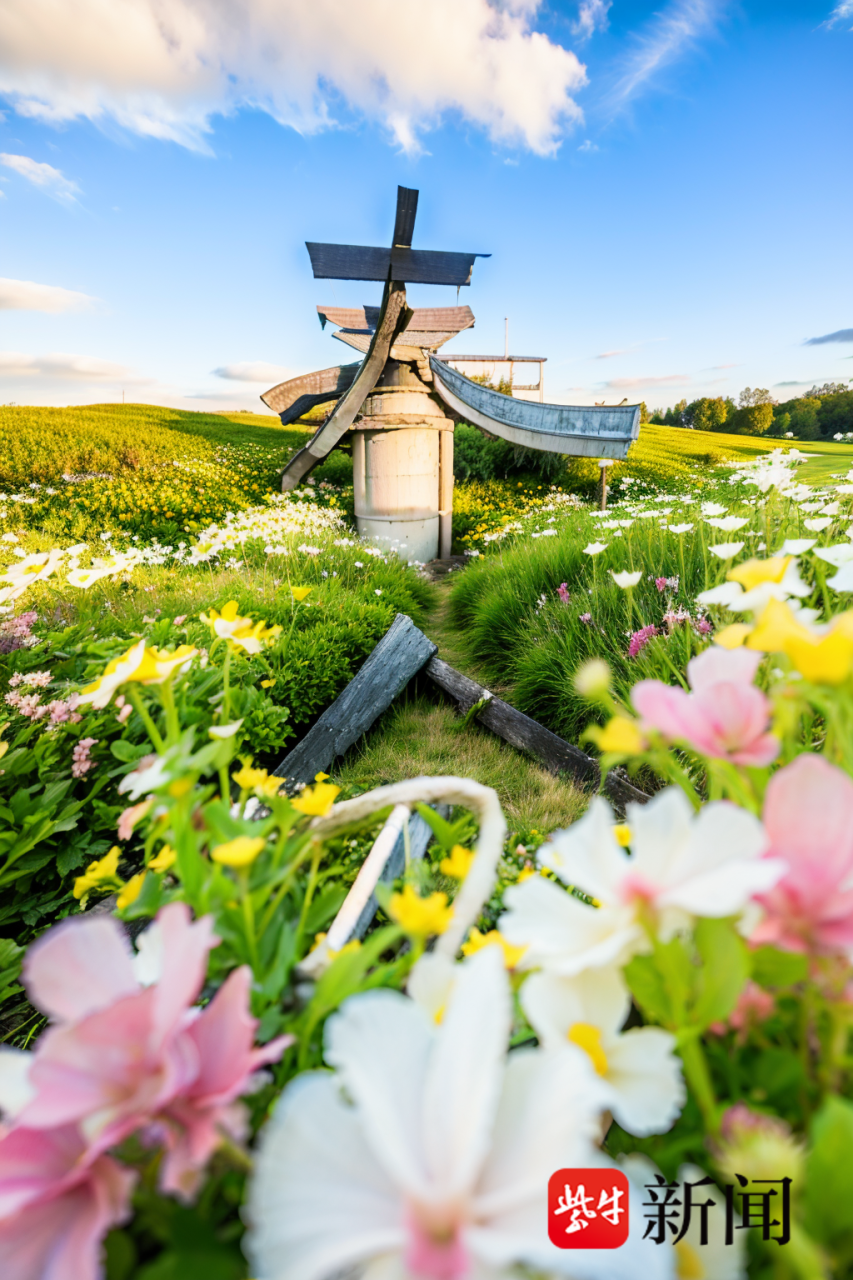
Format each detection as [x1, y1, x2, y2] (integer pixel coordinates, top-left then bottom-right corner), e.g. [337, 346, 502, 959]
[117, 799, 151, 842]
[628, 624, 658, 658]
[556, 583, 570, 604]
[709, 981, 774, 1040]
[752, 755, 853, 955]
[631, 647, 779, 766]
[655, 577, 668, 592]
[71, 738, 98, 779]
[13, 906, 289, 1187]
[0, 1124, 135, 1280]
[695, 618, 713, 636]
[579, 612, 592, 624]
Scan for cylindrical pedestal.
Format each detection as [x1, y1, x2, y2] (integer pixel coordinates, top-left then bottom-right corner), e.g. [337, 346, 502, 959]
[351, 362, 455, 563]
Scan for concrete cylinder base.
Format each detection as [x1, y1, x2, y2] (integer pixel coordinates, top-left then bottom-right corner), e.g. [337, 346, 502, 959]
[351, 362, 455, 564]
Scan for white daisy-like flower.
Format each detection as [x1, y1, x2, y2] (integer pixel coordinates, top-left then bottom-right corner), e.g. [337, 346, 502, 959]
[778, 538, 816, 556]
[668, 523, 694, 535]
[701, 503, 727, 517]
[500, 789, 781, 978]
[246, 947, 668, 1280]
[709, 542, 744, 560]
[611, 570, 642, 588]
[804, 517, 834, 532]
[521, 966, 685, 1137]
[583, 542, 608, 556]
[706, 517, 749, 533]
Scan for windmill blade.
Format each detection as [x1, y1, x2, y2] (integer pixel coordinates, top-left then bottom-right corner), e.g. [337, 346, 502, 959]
[305, 243, 488, 286]
[392, 185, 418, 248]
[261, 362, 360, 424]
[280, 281, 411, 491]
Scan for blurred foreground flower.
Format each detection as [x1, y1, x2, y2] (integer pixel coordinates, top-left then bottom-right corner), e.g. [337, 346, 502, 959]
[247, 947, 666, 1280]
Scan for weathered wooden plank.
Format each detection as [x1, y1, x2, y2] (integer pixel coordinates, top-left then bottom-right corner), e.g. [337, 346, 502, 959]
[347, 804, 448, 944]
[424, 656, 649, 808]
[305, 243, 488, 287]
[318, 304, 474, 334]
[392, 185, 419, 249]
[272, 613, 437, 787]
[280, 282, 410, 491]
[431, 356, 641, 460]
[260, 363, 359, 420]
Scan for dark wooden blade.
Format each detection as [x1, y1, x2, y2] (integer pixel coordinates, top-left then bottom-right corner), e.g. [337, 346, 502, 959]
[306, 243, 488, 286]
[392, 185, 419, 248]
[280, 281, 410, 491]
[260, 362, 360, 423]
[318, 304, 474, 334]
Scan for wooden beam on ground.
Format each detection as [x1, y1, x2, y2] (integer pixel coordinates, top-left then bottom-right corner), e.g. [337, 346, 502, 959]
[272, 613, 437, 788]
[424, 655, 649, 809]
[279, 281, 411, 491]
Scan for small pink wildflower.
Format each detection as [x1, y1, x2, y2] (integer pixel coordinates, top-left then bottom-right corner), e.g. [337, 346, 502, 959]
[662, 608, 691, 635]
[695, 618, 713, 636]
[655, 577, 668, 592]
[0, 612, 38, 654]
[628, 624, 658, 658]
[709, 981, 774, 1040]
[72, 738, 98, 779]
[173, 615, 187, 626]
[556, 583, 570, 604]
[579, 612, 592, 624]
[117, 799, 151, 842]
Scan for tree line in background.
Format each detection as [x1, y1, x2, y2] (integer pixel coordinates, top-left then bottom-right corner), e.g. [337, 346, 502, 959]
[642, 381, 853, 440]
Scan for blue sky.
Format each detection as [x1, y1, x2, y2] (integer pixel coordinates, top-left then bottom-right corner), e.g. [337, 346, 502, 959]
[0, 0, 850, 413]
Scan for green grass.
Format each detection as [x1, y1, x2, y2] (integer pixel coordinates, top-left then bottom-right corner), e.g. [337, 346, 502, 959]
[787, 441, 853, 486]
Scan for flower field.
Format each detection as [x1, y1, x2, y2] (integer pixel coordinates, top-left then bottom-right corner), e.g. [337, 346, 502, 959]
[2, 405, 853, 1279]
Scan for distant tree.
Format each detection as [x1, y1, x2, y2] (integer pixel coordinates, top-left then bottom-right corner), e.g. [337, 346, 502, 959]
[639, 401, 651, 424]
[649, 407, 665, 424]
[769, 412, 791, 437]
[808, 382, 851, 399]
[726, 402, 775, 435]
[662, 399, 688, 426]
[786, 396, 821, 440]
[738, 387, 777, 409]
[683, 397, 730, 432]
[817, 390, 853, 437]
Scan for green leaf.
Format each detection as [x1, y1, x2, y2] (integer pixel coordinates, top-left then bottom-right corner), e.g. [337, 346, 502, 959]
[110, 739, 148, 763]
[751, 945, 809, 990]
[120, 871, 162, 920]
[624, 954, 673, 1026]
[303, 883, 348, 936]
[691, 917, 750, 1030]
[804, 1095, 853, 1245]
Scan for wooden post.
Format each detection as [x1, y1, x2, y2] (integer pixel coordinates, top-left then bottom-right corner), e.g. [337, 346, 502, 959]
[598, 459, 613, 511]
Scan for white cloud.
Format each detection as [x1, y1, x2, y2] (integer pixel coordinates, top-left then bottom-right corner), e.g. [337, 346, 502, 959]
[0, 153, 79, 202]
[596, 347, 633, 359]
[577, 138, 599, 151]
[826, 1, 853, 27]
[213, 361, 294, 384]
[0, 0, 586, 156]
[604, 374, 691, 389]
[0, 352, 145, 382]
[605, 0, 725, 111]
[0, 278, 97, 313]
[573, 0, 611, 41]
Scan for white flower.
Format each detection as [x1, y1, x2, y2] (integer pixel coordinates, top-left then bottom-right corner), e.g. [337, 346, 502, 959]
[610, 570, 642, 588]
[500, 789, 781, 978]
[583, 542, 608, 556]
[667, 523, 693, 535]
[804, 517, 834, 532]
[695, 582, 744, 608]
[701, 503, 727, 517]
[709, 542, 744, 560]
[117, 752, 174, 800]
[820, 502, 841, 516]
[209, 720, 244, 739]
[698, 559, 810, 615]
[706, 517, 749, 533]
[521, 967, 685, 1137]
[778, 538, 816, 556]
[0, 549, 65, 598]
[813, 543, 853, 567]
[247, 947, 665, 1280]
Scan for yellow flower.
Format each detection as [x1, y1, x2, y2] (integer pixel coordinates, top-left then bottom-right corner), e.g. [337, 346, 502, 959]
[148, 844, 176, 872]
[439, 844, 475, 879]
[749, 599, 853, 685]
[461, 926, 527, 970]
[567, 1022, 609, 1076]
[291, 781, 340, 816]
[233, 763, 275, 792]
[73, 846, 121, 899]
[713, 622, 753, 649]
[211, 836, 266, 867]
[291, 586, 312, 602]
[587, 716, 645, 755]
[727, 556, 791, 590]
[260, 678, 276, 688]
[117, 872, 145, 910]
[314, 772, 330, 781]
[388, 884, 453, 939]
[516, 866, 536, 882]
[612, 823, 632, 848]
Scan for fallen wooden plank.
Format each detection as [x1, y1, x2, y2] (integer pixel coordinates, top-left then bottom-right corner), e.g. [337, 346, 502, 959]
[272, 613, 437, 788]
[424, 655, 649, 808]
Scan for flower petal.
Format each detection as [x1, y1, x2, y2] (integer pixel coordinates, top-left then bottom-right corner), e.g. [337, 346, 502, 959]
[23, 917, 138, 1023]
[606, 1028, 685, 1136]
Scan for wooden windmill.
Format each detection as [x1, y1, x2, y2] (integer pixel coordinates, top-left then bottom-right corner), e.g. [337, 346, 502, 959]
[263, 187, 640, 563]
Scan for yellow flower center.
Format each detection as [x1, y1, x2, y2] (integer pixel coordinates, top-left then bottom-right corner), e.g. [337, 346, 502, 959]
[674, 1239, 706, 1279]
[612, 823, 632, 848]
[567, 1022, 609, 1076]
[727, 556, 791, 590]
